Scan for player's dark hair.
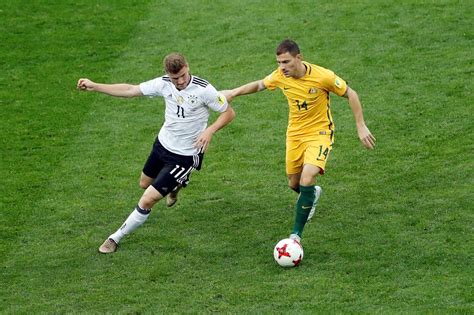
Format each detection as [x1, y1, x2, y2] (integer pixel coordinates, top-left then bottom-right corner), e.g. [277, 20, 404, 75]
[163, 53, 188, 74]
[276, 39, 300, 56]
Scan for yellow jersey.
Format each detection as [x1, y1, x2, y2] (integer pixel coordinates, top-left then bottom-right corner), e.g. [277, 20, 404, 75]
[263, 61, 347, 139]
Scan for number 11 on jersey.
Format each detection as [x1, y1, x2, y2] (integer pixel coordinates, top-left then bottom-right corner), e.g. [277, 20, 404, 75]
[176, 105, 185, 118]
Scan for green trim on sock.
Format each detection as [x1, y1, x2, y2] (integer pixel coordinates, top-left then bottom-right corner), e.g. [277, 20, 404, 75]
[291, 185, 316, 238]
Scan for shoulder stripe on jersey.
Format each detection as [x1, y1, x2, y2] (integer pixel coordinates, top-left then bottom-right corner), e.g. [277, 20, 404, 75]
[193, 76, 209, 84]
[193, 81, 207, 88]
[192, 78, 209, 85]
[308, 65, 312, 75]
[163, 76, 171, 82]
[192, 76, 209, 88]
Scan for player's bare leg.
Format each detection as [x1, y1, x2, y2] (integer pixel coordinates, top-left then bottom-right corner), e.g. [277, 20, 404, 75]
[139, 172, 154, 189]
[138, 185, 163, 209]
[288, 173, 301, 194]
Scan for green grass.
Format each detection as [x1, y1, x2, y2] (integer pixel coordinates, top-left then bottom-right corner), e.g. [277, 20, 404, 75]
[1, 0, 473, 313]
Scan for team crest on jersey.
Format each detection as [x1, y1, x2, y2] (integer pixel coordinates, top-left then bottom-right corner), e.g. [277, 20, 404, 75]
[177, 96, 184, 105]
[309, 87, 318, 94]
[188, 95, 198, 105]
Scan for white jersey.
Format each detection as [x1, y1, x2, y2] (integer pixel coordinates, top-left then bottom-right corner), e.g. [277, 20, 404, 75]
[139, 75, 228, 156]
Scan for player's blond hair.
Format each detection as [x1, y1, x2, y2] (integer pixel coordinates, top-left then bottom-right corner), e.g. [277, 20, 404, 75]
[163, 53, 188, 74]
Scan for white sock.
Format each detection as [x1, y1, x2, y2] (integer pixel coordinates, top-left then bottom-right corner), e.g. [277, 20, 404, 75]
[109, 208, 150, 243]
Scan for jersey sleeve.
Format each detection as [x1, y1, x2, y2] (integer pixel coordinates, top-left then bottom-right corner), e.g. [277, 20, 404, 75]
[203, 84, 228, 113]
[262, 70, 280, 91]
[139, 77, 166, 96]
[320, 69, 347, 96]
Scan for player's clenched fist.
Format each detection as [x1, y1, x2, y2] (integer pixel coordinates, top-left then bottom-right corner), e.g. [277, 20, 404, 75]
[77, 78, 95, 91]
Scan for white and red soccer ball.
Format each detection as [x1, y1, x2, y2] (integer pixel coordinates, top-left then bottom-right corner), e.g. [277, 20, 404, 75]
[273, 238, 304, 267]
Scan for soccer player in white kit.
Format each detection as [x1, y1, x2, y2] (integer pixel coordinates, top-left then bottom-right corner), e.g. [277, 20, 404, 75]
[77, 53, 235, 253]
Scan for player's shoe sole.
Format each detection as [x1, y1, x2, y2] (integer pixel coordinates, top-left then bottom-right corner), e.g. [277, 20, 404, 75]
[98, 238, 118, 254]
[307, 186, 322, 222]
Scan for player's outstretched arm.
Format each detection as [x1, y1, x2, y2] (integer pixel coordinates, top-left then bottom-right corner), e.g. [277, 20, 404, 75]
[221, 80, 266, 103]
[344, 87, 376, 150]
[77, 78, 143, 98]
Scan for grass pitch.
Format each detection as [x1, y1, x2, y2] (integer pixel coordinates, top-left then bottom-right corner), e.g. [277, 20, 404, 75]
[1, 0, 472, 313]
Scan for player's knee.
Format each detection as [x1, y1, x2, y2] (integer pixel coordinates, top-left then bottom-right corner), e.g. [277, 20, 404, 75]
[140, 194, 160, 209]
[139, 200, 155, 210]
[299, 167, 320, 186]
[300, 176, 316, 186]
[139, 179, 151, 189]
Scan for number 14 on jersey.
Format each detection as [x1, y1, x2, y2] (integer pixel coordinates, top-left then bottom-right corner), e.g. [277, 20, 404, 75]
[295, 100, 308, 111]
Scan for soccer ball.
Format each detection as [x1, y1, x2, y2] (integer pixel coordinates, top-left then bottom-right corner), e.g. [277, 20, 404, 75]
[273, 238, 304, 267]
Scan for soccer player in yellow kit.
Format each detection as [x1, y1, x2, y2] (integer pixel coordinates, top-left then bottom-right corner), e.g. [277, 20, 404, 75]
[223, 39, 375, 242]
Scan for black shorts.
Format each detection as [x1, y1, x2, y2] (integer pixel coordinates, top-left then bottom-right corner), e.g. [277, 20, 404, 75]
[143, 138, 204, 196]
